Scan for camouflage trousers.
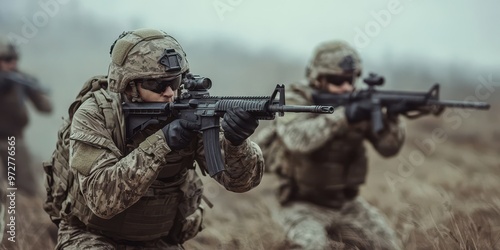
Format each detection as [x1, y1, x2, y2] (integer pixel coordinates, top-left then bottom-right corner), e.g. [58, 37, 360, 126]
[55, 220, 184, 250]
[277, 197, 401, 250]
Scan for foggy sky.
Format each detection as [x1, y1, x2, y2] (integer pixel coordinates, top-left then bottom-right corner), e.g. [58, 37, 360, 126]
[75, 0, 500, 68]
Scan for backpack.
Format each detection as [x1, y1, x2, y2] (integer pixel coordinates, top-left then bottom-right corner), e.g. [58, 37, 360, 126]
[42, 75, 113, 226]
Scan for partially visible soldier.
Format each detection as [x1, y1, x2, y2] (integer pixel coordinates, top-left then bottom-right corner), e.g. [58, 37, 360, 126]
[0, 36, 52, 198]
[54, 29, 264, 249]
[256, 41, 405, 249]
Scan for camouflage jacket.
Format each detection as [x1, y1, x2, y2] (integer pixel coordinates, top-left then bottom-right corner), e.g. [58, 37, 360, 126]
[68, 90, 264, 220]
[261, 81, 405, 207]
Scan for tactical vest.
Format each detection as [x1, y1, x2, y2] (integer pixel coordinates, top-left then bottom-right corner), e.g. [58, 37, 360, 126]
[43, 76, 203, 242]
[261, 83, 369, 207]
[66, 167, 202, 242]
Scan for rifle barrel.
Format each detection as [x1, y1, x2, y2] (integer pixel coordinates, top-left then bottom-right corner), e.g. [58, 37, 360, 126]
[268, 105, 334, 113]
[427, 100, 490, 110]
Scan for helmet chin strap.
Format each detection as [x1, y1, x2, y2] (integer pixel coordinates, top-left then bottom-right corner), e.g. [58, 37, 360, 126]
[309, 78, 328, 91]
[128, 81, 144, 102]
[319, 80, 330, 91]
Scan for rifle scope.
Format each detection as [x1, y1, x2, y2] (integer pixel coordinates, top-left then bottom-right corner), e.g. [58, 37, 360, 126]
[183, 74, 212, 90]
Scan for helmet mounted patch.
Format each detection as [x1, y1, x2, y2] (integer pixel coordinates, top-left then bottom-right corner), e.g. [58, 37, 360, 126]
[159, 49, 182, 72]
[338, 55, 355, 74]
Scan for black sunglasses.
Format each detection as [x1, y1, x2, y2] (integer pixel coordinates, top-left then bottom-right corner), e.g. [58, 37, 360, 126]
[139, 76, 182, 94]
[320, 75, 354, 86]
[0, 56, 17, 63]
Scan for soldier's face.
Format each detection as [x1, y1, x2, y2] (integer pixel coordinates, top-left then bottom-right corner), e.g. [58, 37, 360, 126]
[137, 83, 175, 103]
[0, 58, 18, 72]
[135, 77, 182, 102]
[318, 74, 355, 94]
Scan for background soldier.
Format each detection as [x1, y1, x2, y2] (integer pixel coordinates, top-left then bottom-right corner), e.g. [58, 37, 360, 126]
[256, 41, 405, 249]
[0, 36, 52, 197]
[54, 28, 264, 249]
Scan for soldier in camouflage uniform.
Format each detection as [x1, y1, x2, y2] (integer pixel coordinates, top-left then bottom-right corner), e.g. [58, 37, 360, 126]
[256, 41, 405, 249]
[55, 29, 264, 249]
[0, 36, 52, 197]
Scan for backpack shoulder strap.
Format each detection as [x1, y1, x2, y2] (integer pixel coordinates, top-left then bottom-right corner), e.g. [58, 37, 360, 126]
[68, 75, 108, 120]
[93, 89, 116, 130]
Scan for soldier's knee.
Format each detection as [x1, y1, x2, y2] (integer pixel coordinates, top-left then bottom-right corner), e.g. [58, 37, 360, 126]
[286, 219, 329, 250]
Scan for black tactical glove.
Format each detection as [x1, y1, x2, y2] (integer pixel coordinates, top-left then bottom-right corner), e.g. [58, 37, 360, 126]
[162, 119, 200, 151]
[344, 101, 372, 124]
[221, 107, 259, 146]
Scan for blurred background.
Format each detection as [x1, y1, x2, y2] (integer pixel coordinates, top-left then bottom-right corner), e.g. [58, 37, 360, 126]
[1, 0, 499, 249]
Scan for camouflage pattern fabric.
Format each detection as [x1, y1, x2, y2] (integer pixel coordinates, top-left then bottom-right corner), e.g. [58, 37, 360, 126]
[257, 81, 405, 249]
[69, 95, 263, 218]
[55, 220, 183, 250]
[273, 82, 405, 204]
[277, 197, 401, 250]
[58, 91, 264, 246]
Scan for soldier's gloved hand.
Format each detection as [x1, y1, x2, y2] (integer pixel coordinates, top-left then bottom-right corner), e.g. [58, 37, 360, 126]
[179, 206, 204, 243]
[344, 101, 371, 124]
[162, 119, 200, 150]
[222, 107, 259, 146]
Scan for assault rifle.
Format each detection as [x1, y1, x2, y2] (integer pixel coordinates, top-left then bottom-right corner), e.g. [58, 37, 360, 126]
[123, 74, 334, 176]
[0, 71, 47, 93]
[312, 73, 490, 134]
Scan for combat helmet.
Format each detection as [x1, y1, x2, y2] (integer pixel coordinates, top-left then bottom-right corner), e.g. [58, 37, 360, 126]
[0, 36, 19, 61]
[305, 40, 362, 85]
[107, 28, 189, 93]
